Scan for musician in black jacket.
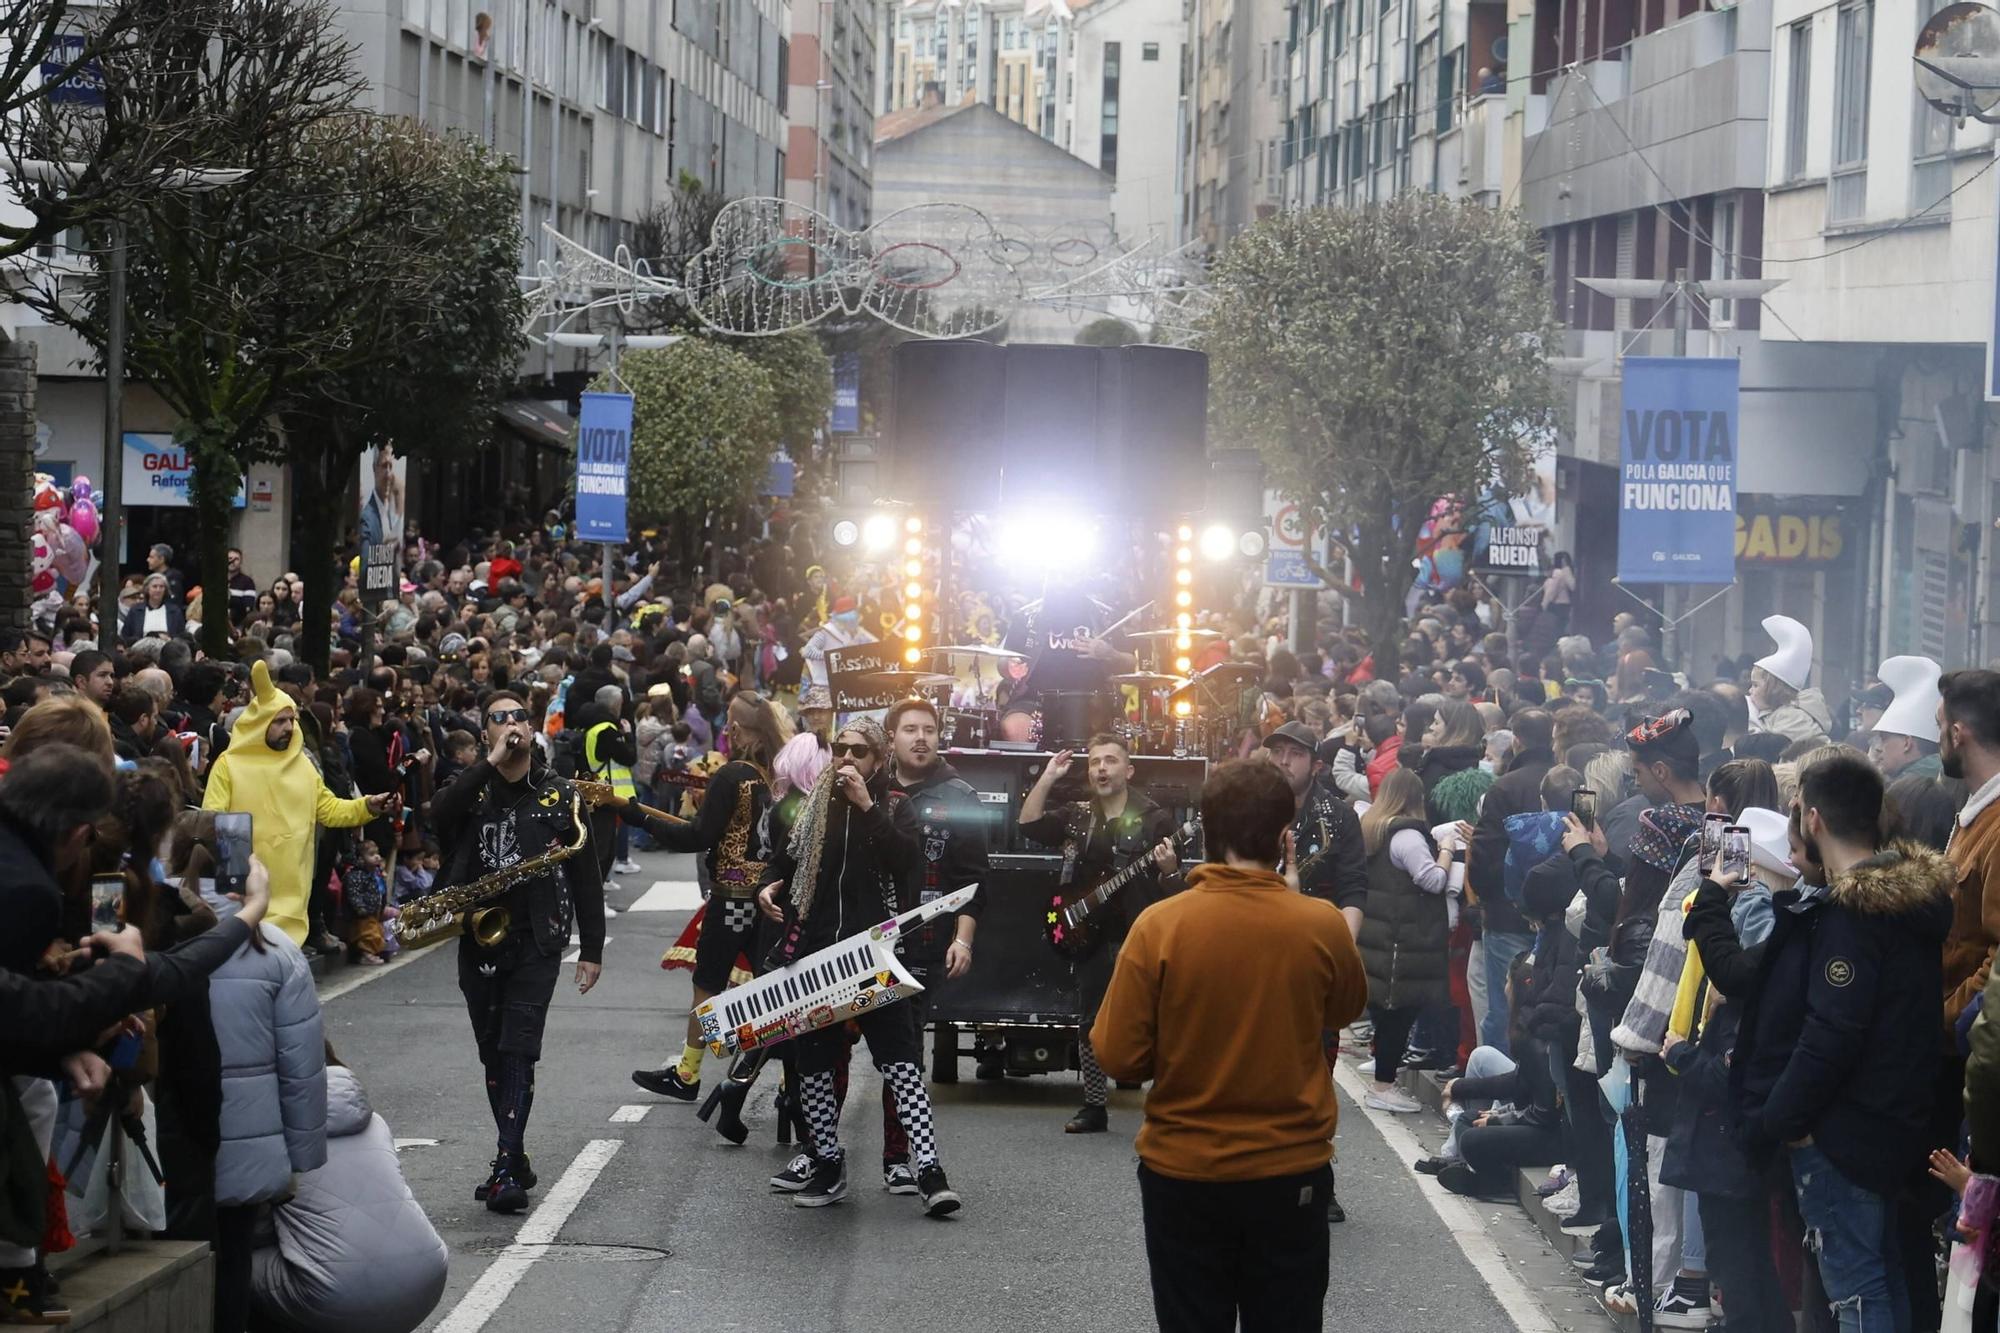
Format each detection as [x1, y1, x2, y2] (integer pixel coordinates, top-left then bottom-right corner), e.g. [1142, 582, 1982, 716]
[755, 716, 964, 1217]
[617, 693, 784, 1103]
[430, 691, 605, 1215]
[1022, 733, 1181, 1133]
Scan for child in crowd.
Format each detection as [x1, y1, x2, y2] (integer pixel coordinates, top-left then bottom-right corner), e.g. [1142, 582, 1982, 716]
[385, 838, 438, 959]
[345, 839, 390, 966]
[434, 730, 478, 791]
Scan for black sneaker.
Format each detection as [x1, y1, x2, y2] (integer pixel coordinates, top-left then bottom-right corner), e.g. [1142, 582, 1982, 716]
[485, 1156, 530, 1214]
[795, 1155, 847, 1208]
[1580, 1256, 1626, 1289]
[770, 1152, 816, 1192]
[1413, 1155, 1452, 1175]
[883, 1161, 919, 1195]
[473, 1152, 537, 1201]
[916, 1163, 961, 1217]
[1327, 1193, 1346, 1225]
[0, 1263, 68, 1324]
[631, 1066, 700, 1101]
[974, 1055, 1005, 1080]
[1065, 1104, 1108, 1134]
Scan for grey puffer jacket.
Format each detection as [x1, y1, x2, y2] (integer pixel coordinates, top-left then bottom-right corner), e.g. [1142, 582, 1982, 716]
[205, 890, 326, 1206]
[252, 1066, 448, 1333]
[1755, 688, 1833, 748]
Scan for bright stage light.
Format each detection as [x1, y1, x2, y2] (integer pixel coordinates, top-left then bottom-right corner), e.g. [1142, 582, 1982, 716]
[904, 537, 923, 557]
[862, 513, 898, 552]
[1175, 546, 1193, 564]
[1175, 568, 1194, 586]
[905, 516, 923, 534]
[1174, 699, 1192, 718]
[1175, 655, 1192, 673]
[1199, 524, 1236, 562]
[1176, 524, 1194, 542]
[1175, 590, 1193, 609]
[1238, 530, 1268, 558]
[1176, 612, 1193, 628]
[904, 624, 922, 642]
[832, 519, 860, 548]
[904, 647, 922, 665]
[995, 511, 1097, 568]
[904, 581, 922, 599]
[905, 602, 923, 620]
[904, 559, 923, 578]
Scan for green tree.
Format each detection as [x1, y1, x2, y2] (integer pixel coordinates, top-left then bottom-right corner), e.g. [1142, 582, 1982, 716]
[17, 0, 366, 655]
[1075, 317, 1140, 347]
[605, 340, 775, 541]
[736, 330, 833, 453]
[271, 117, 526, 671]
[1200, 196, 1565, 674]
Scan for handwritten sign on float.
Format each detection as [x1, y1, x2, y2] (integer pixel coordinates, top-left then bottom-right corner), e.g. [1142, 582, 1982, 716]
[827, 643, 899, 713]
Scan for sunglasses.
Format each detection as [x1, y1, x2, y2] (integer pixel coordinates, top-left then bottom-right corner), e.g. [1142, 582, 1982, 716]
[831, 741, 873, 758]
[486, 707, 530, 725]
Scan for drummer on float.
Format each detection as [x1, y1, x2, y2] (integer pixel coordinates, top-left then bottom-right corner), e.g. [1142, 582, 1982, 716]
[997, 574, 1140, 744]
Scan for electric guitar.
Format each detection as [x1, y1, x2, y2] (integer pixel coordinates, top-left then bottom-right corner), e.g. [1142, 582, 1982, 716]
[1044, 819, 1200, 959]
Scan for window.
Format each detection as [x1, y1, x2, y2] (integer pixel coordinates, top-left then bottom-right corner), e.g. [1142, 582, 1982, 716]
[1142, 41, 1159, 61]
[1104, 38, 1120, 172]
[1436, 48, 1456, 132]
[1911, 0, 1952, 215]
[1707, 197, 1739, 327]
[1784, 21, 1810, 181]
[1829, 0, 1871, 224]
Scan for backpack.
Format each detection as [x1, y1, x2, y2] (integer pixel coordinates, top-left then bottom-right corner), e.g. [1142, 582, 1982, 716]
[1500, 810, 1566, 906]
[552, 728, 589, 779]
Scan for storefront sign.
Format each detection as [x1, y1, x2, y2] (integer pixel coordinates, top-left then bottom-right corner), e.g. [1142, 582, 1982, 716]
[1735, 502, 1848, 566]
[574, 391, 633, 544]
[1616, 357, 1739, 585]
[358, 443, 406, 593]
[122, 433, 245, 510]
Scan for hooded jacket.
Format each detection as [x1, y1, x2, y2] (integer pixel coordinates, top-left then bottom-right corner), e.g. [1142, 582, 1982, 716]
[251, 1067, 448, 1333]
[1467, 745, 1556, 937]
[202, 894, 327, 1208]
[202, 661, 375, 944]
[1754, 688, 1834, 748]
[1731, 841, 1954, 1196]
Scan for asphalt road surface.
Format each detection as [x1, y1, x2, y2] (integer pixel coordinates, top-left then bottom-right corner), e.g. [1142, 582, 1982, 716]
[320, 848, 1614, 1333]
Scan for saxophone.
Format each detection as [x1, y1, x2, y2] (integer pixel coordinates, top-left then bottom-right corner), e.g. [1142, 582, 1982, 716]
[393, 785, 603, 951]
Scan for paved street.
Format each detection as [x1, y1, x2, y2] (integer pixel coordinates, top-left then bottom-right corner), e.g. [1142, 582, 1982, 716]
[320, 848, 1610, 1333]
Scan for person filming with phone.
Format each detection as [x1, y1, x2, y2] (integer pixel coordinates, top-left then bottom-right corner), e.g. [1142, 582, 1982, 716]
[1702, 753, 1952, 1329]
[202, 663, 396, 947]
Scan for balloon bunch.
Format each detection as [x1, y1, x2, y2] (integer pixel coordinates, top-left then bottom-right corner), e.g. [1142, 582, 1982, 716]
[31, 474, 99, 598]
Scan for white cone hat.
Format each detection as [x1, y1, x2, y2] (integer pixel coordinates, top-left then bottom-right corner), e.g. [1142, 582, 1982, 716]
[1754, 616, 1813, 691]
[1875, 655, 1942, 744]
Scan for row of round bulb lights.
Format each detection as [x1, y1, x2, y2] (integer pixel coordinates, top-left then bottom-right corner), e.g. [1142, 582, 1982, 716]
[901, 516, 926, 666]
[1172, 527, 1197, 719]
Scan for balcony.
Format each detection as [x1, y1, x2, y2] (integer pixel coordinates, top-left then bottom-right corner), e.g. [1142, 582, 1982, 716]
[1436, 91, 1505, 202]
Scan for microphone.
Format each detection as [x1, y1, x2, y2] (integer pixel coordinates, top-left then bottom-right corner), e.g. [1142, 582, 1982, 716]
[505, 734, 522, 751]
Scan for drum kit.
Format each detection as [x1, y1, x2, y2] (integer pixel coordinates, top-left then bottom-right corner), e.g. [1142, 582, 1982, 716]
[842, 625, 1258, 758]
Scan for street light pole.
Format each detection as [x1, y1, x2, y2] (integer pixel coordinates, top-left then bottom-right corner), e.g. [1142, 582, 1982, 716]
[97, 219, 125, 634]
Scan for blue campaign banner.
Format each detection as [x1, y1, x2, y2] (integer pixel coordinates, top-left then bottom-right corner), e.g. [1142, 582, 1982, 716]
[574, 391, 634, 543]
[1617, 357, 1739, 586]
[830, 353, 860, 434]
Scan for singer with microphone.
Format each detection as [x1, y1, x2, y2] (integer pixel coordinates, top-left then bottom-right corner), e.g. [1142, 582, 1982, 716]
[429, 691, 606, 1213]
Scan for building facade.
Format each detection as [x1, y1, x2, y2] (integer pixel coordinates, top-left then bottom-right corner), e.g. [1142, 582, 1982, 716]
[1181, 0, 1288, 248]
[788, 0, 880, 230]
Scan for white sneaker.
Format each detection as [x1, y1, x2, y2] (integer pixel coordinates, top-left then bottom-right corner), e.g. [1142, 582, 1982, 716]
[1602, 1283, 1639, 1317]
[1545, 1180, 1581, 1219]
[1363, 1088, 1423, 1114]
[602, 904, 619, 919]
[614, 859, 642, 874]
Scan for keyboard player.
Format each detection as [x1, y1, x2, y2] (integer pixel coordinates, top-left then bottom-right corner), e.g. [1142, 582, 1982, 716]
[756, 716, 964, 1216]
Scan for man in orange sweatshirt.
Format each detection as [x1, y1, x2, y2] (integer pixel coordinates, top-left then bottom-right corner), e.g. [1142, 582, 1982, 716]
[1093, 759, 1368, 1333]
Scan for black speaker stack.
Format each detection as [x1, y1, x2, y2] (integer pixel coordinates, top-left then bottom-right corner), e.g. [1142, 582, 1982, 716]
[887, 340, 1209, 516]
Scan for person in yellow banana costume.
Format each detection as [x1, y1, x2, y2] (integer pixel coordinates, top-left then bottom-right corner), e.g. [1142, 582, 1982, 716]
[203, 660, 396, 945]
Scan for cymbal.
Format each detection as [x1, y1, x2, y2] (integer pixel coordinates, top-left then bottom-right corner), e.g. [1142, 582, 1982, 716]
[926, 644, 1025, 660]
[1125, 627, 1224, 643]
[1111, 672, 1190, 689]
[852, 671, 956, 691]
[1193, 661, 1260, 685]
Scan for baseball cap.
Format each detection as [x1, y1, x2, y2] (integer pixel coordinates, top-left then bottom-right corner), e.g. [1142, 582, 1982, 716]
[1260, 721, 1319, 754]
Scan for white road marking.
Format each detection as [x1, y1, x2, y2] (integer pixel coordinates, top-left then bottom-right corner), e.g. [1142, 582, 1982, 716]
[316, 946, 432, 1003]
[609, 1104, 650, 1124]
[392, 1137, 439, 1150]
[561, 937, 610, 964]
[1330, 1060, 1562, 1333]
[430, 1138, 623, 1333]
[626, 880, 704, 912]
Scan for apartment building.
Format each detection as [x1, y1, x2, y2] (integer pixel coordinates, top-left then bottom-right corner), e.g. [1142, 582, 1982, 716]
[788, 0, 880, 229]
